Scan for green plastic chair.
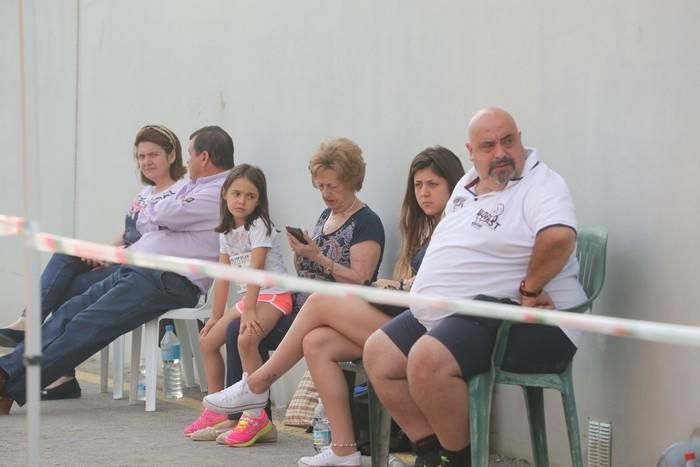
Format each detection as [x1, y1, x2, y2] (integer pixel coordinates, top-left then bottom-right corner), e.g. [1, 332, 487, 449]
[468, 225, 608, 467]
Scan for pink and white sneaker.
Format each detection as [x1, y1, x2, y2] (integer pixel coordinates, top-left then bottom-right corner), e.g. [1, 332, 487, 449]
[183, 408, 229, 436]
[225, 410, 273, 447]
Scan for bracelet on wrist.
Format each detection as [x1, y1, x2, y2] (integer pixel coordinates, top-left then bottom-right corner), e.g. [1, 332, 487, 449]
[399, 279, 405, 291]
[323, 257, 335, 276]
[519, 280, 542, 298]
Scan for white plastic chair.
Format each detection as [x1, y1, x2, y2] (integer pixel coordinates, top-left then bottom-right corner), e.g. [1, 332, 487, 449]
[100, 335, 125, 399]
[100, 296, 211, 411]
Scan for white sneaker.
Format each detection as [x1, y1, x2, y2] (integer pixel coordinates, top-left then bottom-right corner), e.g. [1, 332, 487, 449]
[298, 447, 361, 466]
[202, 373, 269, 414]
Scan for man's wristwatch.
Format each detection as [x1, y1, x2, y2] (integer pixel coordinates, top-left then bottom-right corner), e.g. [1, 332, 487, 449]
[519, 280, 542, 298]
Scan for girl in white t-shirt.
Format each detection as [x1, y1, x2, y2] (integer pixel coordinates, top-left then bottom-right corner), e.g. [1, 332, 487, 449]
[183, 164, 292, 446]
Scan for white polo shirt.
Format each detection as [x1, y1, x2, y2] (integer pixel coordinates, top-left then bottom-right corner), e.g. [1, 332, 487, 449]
[409, 148, 587, 345]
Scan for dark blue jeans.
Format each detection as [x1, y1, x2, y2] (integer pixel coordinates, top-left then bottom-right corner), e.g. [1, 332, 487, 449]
[35, 253, 118, 321]
[27, 254, 118, 378]
[225, 312, 296, 418]
[0, 265, 200, 405]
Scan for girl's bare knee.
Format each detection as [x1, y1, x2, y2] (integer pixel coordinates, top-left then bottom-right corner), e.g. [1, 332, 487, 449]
[199, 334, 219, 354]
[237, 333, 260, 353]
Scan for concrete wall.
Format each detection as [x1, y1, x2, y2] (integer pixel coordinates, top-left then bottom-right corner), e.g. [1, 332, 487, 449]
[1, 1, 699, 465]
[1, 0, 79, 314]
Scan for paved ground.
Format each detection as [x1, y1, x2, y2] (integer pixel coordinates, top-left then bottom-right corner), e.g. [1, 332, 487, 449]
[1, 353, 530, 467]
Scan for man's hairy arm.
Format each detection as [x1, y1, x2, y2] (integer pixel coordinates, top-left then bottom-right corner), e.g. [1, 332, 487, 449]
[520, 225, 576, 308]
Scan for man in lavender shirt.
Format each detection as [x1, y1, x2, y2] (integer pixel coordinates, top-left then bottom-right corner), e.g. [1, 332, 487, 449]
[0, 126, 234, 413]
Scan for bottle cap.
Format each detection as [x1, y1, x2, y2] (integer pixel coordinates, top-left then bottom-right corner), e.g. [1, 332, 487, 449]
[685, 451, 697, 460]
[165, 324, 174, 332]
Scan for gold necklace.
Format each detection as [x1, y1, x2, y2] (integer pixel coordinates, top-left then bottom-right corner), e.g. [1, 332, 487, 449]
[325, 198, 359, 232]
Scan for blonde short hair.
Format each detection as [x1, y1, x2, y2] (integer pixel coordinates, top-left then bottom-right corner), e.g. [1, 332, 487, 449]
[308, 138, 366, 192]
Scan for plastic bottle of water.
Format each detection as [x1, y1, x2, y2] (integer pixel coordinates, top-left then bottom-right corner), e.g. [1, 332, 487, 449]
[312, 400, 331, 452]
[388, 454, 408, 466]
[136, 360, 147, 401]
[160, 324, 183, 400]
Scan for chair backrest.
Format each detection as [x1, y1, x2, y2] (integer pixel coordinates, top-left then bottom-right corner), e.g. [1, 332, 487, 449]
[570, 225, 608, 312]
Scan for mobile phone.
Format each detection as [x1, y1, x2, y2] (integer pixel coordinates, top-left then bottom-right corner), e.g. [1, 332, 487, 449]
[285, 226, 308, 244]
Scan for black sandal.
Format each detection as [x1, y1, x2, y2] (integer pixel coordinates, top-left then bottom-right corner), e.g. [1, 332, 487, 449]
[41, 378, 82, 401]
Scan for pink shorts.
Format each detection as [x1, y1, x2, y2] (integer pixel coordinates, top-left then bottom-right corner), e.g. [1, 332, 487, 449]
[235, 292, 293, 316]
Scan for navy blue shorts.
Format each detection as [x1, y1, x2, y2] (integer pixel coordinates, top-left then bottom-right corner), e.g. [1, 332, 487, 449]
[380, 296, 577, 381]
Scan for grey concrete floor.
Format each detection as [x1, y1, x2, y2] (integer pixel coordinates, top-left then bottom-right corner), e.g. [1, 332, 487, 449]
[0, 353, 530, 467]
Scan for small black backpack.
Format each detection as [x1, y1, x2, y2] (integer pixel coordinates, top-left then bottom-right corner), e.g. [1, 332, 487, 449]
[351, 383, 412, 456]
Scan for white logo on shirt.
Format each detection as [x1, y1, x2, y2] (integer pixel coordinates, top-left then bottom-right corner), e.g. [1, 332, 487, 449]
[452, 197, 467, 210]
[471, 203, 504, 230]
[231, 252, 251, 293]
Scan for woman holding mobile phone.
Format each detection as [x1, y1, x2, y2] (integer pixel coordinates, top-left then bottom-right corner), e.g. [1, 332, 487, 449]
[205, 145, 465, 467]
[285, 137, 386, 311]
[285, 227, 308, 245]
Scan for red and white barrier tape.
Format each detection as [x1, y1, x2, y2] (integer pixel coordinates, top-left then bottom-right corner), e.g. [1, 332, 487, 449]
[2, 215, 700, 347]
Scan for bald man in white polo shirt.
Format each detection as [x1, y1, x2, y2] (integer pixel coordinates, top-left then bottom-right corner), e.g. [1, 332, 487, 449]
[364, 108, 586, 467]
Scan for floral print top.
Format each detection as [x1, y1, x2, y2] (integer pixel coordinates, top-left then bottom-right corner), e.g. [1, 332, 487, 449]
[293, 205, 385, 311]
